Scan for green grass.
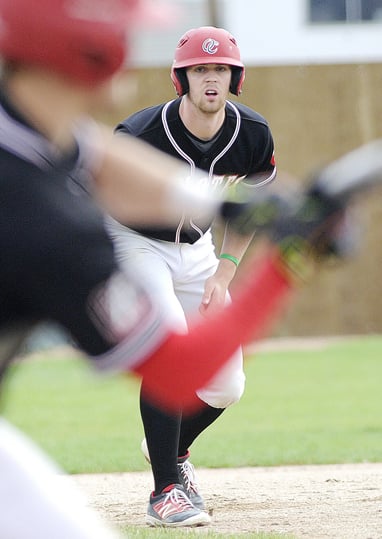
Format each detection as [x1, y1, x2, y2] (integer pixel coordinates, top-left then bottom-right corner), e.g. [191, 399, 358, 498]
[2, 336, 382, 538]
[1, 351, 144, 473]
[3, 336, 382, 473]
[195, 336, 382, 468]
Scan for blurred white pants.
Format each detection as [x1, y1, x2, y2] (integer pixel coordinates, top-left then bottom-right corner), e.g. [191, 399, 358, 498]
[0, 418, 120, 539]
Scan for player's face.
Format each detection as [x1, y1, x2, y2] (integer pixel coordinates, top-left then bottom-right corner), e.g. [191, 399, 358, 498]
[186, 64, 231, 114]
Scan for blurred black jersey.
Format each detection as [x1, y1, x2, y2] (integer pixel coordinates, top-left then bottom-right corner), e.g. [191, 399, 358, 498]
[0, 89, 164, 377]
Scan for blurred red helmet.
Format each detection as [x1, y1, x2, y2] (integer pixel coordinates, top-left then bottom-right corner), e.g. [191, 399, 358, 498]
[0, 0, 170, 85]
[171, 26, 245, 96]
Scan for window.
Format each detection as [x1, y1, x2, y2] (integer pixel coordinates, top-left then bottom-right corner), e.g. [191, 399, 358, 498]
[309, 0, 382, 23]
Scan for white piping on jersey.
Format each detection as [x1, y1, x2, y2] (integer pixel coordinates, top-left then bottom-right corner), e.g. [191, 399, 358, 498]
[208, 101, 241, 177]
[242, 162, 277, 189]
[161, 99, 241, 243]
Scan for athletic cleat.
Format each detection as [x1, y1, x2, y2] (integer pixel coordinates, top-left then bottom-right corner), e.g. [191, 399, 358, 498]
[145, 484, 211, 527]
[177, 453, 206, 510]
[141, 438, 206, 510]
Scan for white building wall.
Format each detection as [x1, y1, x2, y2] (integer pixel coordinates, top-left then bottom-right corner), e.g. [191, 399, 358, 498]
[225, 0, 382, 66]
[130, 0, 382, 67]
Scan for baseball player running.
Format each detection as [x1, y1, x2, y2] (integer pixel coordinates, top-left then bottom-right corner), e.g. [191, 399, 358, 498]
[106, 26, 276, 527]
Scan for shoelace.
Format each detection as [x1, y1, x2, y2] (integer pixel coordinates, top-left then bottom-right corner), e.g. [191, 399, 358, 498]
[164, 487, 194, 511]
[153, 487, 195, 519]
[178, 460, 199, 494]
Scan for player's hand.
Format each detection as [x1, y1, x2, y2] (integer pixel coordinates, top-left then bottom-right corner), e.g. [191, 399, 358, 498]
[269, 185, 353, 280]
[221, 139, 382, 249]
[220, 176, 354, 281]
[272, 184, 346, 254]
[219, 182, 286, 234]
[200, 275, 229, 317]
[220, 180, 343, 241]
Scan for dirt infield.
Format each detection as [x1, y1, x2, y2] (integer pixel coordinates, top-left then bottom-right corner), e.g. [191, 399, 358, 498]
[73, 462, 382, 538]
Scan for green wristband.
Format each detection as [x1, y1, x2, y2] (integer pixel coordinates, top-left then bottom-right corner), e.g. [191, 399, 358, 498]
[220, 253, 239, 267]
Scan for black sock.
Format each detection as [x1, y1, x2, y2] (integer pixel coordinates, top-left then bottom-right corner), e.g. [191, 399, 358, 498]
[140, 386, 181, 495]
[178, 398, 225, 457]
[140, 388, 225, 496]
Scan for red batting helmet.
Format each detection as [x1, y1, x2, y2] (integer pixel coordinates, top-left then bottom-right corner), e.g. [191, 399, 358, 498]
[171, 26, 245, 97]
[0, 0, 169, 85]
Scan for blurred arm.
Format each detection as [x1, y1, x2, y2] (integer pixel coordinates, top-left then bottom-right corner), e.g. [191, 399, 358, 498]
[91, 125, 220, 226]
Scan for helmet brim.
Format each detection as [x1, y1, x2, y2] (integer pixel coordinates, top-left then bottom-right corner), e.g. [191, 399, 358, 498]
[173, 56, 244, 69]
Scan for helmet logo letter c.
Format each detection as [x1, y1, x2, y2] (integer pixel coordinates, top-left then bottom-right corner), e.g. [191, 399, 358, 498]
[202, 38, 219, 55]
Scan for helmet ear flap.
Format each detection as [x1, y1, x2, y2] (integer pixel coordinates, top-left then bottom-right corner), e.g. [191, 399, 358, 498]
[230, 66, 245, 96]
[171, 67, 189, 96]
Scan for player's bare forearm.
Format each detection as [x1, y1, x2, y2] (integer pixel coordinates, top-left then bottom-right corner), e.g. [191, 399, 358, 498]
[200, 225, 254, 315]
[218, 224, 255, 277]
[92, 125, 220, 227]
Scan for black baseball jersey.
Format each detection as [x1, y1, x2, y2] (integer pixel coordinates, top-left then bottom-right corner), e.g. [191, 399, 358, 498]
[116, 97, 276, 243]
[0, 87, 164, 378]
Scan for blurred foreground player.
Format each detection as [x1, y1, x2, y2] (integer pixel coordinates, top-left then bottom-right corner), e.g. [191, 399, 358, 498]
[0, 0, 366, 537]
